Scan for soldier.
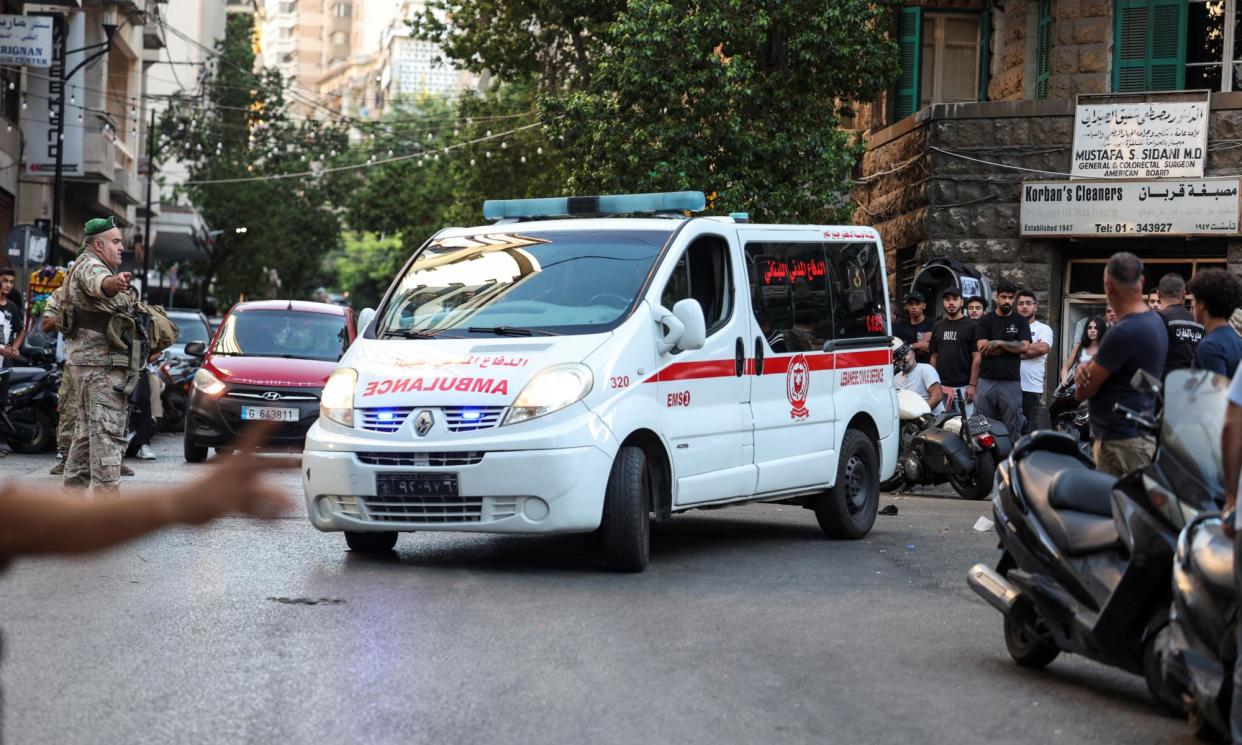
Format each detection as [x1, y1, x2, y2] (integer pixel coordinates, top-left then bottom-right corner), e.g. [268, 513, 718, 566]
[62, 217, 135, 493]
[42, 263, 135, 477]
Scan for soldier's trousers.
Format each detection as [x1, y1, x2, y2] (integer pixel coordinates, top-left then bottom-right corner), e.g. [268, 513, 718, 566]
[63, 365, 128, 494]
[56, 367, 77, 456]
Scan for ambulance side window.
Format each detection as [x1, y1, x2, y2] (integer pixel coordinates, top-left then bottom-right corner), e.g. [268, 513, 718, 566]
[744, 242, 833, 353]
[829, 241, 887, 341]
[660, 235, 733, 336]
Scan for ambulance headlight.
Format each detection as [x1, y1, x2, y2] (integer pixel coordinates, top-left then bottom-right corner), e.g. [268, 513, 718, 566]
[320, 368, 358, 427]
[502, 364, 593, 426]
[193, 368, 227, 397]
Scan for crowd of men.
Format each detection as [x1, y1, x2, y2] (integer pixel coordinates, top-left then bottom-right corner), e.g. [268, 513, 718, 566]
[893, 252, 1242, 478]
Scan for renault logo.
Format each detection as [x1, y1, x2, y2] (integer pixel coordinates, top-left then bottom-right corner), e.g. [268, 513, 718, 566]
[262, 391, 283, 401]
[414, 410, 434, 437]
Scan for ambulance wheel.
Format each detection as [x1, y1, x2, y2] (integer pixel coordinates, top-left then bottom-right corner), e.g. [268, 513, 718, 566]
[345, 531, 397, 554]
[184, 437, 208, 463]
[599, 446, 650, 572]
[814, 429, 879, 539]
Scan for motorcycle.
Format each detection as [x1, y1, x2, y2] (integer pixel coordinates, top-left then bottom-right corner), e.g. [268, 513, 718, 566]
[1168, 514, 1234, 742]
[157, 354, 199, 432]
[0, 344, 60, 453]
[1048, 375, 1090, 454]
[967, 368, 1227, 712]
[885, 341, 1013, 499]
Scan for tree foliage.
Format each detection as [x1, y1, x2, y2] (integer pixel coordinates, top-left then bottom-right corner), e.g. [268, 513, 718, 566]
[543, 0, 901, 224]
[160, 14, 348, 308]
[410, 1, 623, 90]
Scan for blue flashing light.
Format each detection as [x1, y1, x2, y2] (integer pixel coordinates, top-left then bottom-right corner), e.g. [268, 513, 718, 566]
[729, 212, 750, 223]
[460, 409, 483, 421]
[377, 411, 395, 422]
[483, 191, 706, 221]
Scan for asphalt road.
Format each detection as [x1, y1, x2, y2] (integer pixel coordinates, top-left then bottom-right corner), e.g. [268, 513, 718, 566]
[0, 434, 1192, 744]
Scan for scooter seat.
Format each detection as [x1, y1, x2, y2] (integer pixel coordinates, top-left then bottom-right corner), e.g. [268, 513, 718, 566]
[1017, 450, 1120, 556]
[5, 367, 46, 386]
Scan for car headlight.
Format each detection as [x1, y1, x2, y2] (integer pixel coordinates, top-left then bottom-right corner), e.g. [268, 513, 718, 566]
[501, 363, 593, 427]
[193, 368, 227, 397]
[320, 368, 357, 427]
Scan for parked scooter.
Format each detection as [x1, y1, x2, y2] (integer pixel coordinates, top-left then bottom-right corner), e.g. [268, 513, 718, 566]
[967, 368, 1227, 711]
[0, 344, 60, 453]
[1168, 514, 1234, 742]
[1048, 375, 1090, 455]
[885, 341, 1013, 499]
[158, 353, 199, 432]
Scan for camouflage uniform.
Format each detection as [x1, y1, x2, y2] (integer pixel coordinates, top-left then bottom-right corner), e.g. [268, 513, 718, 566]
[62, 251, 133, 493]
[40, 287, 75, 460]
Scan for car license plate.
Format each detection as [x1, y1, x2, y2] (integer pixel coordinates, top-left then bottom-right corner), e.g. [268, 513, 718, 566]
[375, 472, 459, 497]
[240, 406, 300, 422]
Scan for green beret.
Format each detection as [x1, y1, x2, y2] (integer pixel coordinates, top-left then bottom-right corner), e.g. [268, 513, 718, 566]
[84, 216, 116, 236]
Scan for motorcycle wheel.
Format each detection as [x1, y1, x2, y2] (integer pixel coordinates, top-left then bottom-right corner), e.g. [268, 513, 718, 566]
[12, 408, 53, 454]
[1003, 599, 1059, 669]
[950, 451, 996, 500]
[1142, 622, 1187, 716]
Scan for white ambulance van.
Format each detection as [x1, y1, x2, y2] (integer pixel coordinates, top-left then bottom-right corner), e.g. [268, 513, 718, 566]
[303, 192, 897, 571]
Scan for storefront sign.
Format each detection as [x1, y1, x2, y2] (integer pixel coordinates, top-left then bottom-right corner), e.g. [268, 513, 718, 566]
[1071, 99, 1209, 179]
[1020, 179, 1241, 237]
[0, 15, 52, 67]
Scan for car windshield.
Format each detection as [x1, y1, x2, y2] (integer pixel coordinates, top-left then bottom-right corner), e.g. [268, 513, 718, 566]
[377, 229, 671, 337]
[173, 316, 211, 344]
[211, 310, 349, 361]
[1161, 368, 1229, 503]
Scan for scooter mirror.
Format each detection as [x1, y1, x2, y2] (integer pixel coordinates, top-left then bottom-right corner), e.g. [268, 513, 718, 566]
[1130, 368, 1162, 399]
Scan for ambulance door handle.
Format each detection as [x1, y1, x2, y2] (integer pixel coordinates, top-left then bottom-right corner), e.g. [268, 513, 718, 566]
[753, 337, 764, 375]
[734, 337, 745, 377]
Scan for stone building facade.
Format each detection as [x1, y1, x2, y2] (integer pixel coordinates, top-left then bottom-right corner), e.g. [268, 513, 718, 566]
[857, 0, 1242, 383]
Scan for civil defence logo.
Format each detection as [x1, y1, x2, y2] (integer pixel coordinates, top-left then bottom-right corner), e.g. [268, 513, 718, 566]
[786, 353, 810, 420]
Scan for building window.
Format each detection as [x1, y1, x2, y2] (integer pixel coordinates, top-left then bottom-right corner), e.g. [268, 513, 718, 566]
[895, 8, 984, 120]
[278, 1, 295, 13]
[334, 3, 351, 18]
[1035, 0, 1053, 98]
[1114, 0, 1187, 92]
[1184, 0, 1242, 90]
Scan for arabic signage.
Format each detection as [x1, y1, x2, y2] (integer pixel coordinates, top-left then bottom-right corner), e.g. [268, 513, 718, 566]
[0, 15, 52, 66]
[23, 12, 84, 178]
[1071, 98, 1209, 179]
[1020, 179, 1241, 237]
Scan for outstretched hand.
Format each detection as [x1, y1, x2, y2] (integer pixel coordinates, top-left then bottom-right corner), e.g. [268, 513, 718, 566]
[169, 422, 298, 525]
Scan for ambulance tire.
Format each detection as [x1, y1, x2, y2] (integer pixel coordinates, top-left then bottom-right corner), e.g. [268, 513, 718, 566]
[599, 446, 650, 572]
[814, 429, 879, 539]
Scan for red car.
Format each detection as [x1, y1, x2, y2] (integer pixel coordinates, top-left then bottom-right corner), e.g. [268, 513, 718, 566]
[182, 300, 356, 461]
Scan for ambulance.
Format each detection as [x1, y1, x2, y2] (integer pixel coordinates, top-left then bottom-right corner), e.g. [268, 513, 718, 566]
[303, 191, 897, 571]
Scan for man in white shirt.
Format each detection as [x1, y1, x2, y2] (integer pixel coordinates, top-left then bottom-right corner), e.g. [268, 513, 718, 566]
[894, 344, 944, 414]
[1016, 289, 1053, 434]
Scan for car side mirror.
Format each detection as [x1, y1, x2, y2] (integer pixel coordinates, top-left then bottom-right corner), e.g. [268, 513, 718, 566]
[357, 307, 376, 337]
[184, 341, 206, 357]
[654, 300, 706, 354]
[1130, 368, 1162, 399]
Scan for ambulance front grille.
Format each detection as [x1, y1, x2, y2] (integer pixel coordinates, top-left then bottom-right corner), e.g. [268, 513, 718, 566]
[357, 407, 414, 433]
[442, 406, 506, 432]
[356, 451, 485, 467]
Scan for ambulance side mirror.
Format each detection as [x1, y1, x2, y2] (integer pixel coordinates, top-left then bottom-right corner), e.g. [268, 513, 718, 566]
[357, 307, 376, 338]
[655, 300, 706, 354]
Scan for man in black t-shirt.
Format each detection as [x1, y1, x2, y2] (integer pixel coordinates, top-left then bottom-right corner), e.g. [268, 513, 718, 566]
[1075, 253, 1168, 477]
[893, 290, 935, 363]
[1156, 272, 1202, 378]
[974, 279, 1031, 437]
[930, 286, 979, 409]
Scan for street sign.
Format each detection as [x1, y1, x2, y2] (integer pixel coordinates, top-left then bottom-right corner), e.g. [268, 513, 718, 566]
[1020, 178, 1241, 237]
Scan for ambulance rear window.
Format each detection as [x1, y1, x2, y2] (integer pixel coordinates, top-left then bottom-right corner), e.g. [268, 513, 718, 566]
[377, 229, 671, 337]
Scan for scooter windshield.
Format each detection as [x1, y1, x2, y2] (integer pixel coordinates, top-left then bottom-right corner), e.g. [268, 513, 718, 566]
[377, 229, 671, 338]
[1161, 368, 1230, 505]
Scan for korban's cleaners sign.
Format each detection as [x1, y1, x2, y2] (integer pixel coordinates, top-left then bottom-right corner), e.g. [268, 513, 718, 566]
[1071, 97, 1208, 179]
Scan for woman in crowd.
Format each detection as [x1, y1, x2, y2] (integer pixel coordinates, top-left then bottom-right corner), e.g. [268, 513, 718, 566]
[1060, 315, 1106, 385]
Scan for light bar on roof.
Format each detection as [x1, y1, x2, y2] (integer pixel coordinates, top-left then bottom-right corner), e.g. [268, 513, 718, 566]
[482, 191, 706, 221]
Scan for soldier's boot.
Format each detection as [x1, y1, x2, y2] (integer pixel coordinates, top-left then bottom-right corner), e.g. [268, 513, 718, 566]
[121, 463, 134, 476]
[50, 459, 65, 475]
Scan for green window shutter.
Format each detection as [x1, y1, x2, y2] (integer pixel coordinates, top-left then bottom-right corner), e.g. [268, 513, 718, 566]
[978, 7, 992, 101]
[1113, 0, 1186, 92]
[895, 7, 922, 120]
[1035, 0, 1052, 99]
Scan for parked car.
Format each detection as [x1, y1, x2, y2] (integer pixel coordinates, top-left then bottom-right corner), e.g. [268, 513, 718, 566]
[182, 300, 356, 461]
[164, 309, 213, 361]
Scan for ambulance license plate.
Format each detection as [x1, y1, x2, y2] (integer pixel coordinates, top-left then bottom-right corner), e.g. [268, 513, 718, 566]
[375, 473, 459, 497]
[240, 406, 300, 422]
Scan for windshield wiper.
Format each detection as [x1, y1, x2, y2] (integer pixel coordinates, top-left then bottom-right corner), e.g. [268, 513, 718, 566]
[466, 325, 557, 337]
[381, 328, 440, 339]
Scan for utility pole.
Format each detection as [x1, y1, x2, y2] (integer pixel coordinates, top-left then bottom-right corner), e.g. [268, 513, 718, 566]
[141, 106, 155, 301]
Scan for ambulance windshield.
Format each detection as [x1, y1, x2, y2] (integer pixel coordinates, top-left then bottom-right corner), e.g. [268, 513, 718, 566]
[376, 229, 671, 337]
